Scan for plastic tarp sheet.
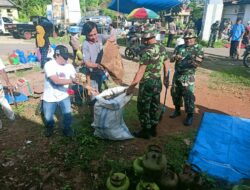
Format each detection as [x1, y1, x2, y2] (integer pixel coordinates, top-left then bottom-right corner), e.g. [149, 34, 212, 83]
[188, 112, 250, 183]
[108, 0, 181, 14]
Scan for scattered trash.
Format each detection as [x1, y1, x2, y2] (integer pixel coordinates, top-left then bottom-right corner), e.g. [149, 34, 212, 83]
[2, 160, 15, 167]
[25, 140, 32, 144]
[183, 138, 191, 146]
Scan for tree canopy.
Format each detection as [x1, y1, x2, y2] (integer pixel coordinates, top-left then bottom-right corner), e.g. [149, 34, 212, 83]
[12, 0, 51, 21]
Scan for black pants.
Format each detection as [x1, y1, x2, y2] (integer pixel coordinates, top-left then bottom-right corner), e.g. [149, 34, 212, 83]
[230, 40, 239, 57]
[167, 34, 175, 47]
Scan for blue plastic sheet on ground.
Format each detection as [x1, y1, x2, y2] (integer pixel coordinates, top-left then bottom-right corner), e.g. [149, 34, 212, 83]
[188, 112, 250, 183]
[5, 92, 28, 104]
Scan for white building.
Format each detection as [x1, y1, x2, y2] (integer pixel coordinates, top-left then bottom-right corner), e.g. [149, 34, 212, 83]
[0, 0, 18, 20]
[222, 0, 250, 25]
[201, 0, 224, 41]
[51, 0, 81, 24]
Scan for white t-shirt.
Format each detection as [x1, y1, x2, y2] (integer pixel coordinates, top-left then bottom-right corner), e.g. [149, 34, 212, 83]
[43, 59, 76, 102]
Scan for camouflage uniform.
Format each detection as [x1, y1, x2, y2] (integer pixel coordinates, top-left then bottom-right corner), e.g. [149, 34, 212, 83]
[171, 43, 204, 114]
[137, 43, 169, 129]
[208, 21, 220, 47]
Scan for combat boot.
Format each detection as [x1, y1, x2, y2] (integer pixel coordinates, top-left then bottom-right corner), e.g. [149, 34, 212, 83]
[183, 113, 194, 126]
[150, 125, 157, 137]
[133, 128, 151, 139]
[170, 107, 181, 118]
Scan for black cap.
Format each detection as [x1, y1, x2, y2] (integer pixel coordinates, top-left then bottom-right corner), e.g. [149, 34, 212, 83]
[54, 45, 69, 60]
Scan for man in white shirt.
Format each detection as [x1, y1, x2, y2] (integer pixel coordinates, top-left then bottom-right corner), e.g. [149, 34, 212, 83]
[42, 45, 76, 137]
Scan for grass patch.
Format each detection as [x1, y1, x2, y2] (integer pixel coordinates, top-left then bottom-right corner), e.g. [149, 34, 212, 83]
[49, 112, 108, 170]
[49, 35, 85, 45]
[214, 39, 228, 48]
[210, 67, 250, 88]
[164, 130, 197, 173]
[124, 96, 138, 123]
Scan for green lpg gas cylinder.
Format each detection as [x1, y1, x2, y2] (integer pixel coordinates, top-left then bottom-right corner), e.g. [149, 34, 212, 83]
[136, 180, 160, 190]
[106, 172, 130, 190]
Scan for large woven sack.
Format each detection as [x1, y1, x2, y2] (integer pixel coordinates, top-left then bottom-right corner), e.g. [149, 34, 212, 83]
[92, 86, 134, 140]
[101, 41, 124, 84]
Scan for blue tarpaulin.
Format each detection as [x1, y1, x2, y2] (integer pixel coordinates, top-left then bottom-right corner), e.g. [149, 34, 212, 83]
[188, 112, 250, 183]
[108, 0, 181, 14]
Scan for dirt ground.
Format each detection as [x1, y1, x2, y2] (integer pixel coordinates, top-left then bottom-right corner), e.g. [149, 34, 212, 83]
[0, 45, 250, 189]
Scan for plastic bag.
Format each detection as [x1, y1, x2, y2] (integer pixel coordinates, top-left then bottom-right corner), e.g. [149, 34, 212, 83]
[92, 86, 134, 140]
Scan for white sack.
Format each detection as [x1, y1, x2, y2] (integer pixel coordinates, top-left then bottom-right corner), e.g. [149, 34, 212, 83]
[92, 86, 134, 140]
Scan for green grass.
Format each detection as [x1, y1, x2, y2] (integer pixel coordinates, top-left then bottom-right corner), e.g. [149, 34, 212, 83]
[49, 35, 85, 45]
[164, 130, 197, 173]
[210, 67, 250, 88]
[124, 96, 139, 123]
[49, 112, 108, 170]
[214, 39, 228, 48]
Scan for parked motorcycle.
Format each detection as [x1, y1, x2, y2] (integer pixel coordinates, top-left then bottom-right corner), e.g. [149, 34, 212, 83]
[125, 32, 145, 60]
[243, 44, 250, 68]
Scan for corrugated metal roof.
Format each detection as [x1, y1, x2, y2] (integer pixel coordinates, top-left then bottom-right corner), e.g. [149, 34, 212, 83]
[0, 0, 17, 7]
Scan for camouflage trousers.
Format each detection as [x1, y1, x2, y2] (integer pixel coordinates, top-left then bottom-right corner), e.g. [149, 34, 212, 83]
[137, 78, 162, 129]
[208, 32, 217, 47]
[171, 73, 195, 113]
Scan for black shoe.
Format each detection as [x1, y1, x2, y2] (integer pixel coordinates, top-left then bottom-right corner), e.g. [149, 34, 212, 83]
[170, 109, 181, 118]
[183, 113, 194, 126]
[150, 125, 157, 137]
[44, 128, 54, 137]
[133, 129, 151, 139]
[63, 128, 75, 137]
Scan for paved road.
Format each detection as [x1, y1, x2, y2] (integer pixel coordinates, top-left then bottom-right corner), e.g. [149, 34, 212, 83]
[0, 35, 237, 61]
[0, 36, 36, 60]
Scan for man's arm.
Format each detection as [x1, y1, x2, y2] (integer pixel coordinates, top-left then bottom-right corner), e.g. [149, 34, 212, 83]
[48, 75, 73, 85]
[163, 59, 170, 75]
[0, 69, 12, 87]
[163, 59, 171, 87]
[85, 61, 103, 69]
[126, 64, 147, 94]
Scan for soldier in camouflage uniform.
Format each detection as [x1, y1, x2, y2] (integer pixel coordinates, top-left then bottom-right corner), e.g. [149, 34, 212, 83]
[126, 24, 170, 139]
[208, 21, 220, 48]
[170, 29, 204, 126]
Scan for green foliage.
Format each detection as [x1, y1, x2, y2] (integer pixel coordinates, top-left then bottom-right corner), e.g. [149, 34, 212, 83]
[12, 0, 51, 20]
[100, 8, 117, 20]
[198, 39, 227, 48]
[214, 39, 228, 48]
[210, 67, 250, 88]
[188, 0, 204, 22]
[198, 40, 208, 47]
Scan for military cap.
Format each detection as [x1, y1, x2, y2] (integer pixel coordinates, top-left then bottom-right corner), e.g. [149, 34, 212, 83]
[142, 24, 157, 39]
[183, 29, 197, 39]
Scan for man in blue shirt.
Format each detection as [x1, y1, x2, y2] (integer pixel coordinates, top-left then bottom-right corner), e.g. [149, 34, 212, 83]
[229, 18, 245, 59]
